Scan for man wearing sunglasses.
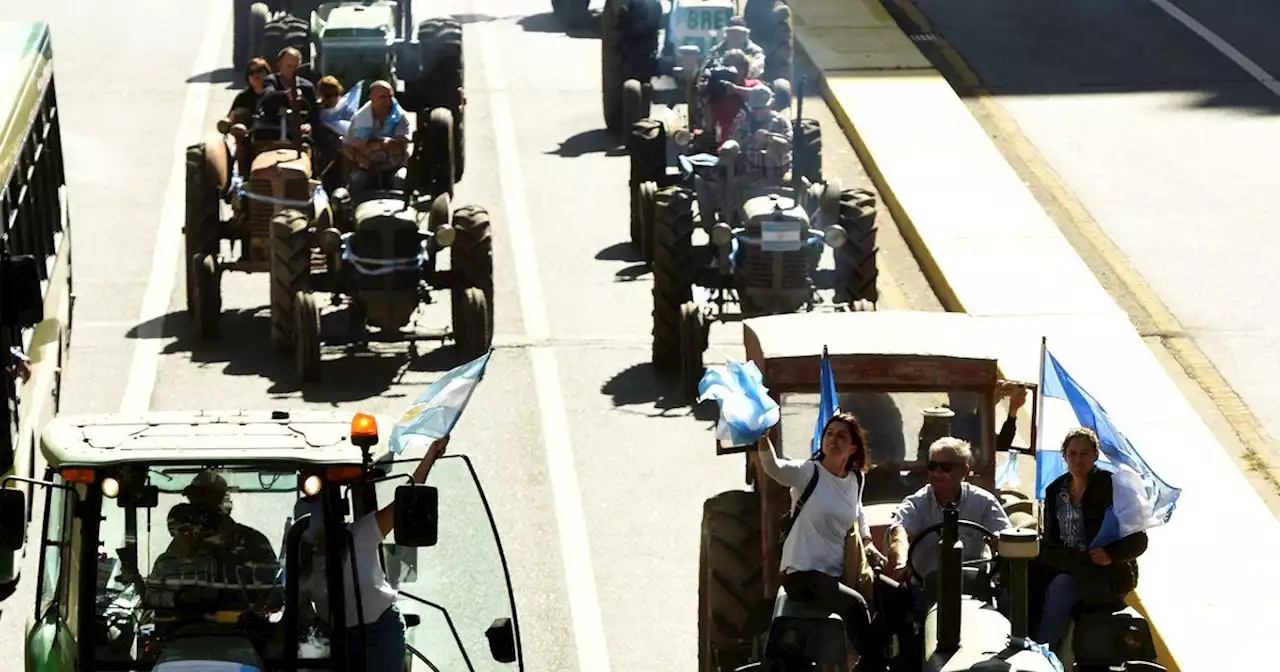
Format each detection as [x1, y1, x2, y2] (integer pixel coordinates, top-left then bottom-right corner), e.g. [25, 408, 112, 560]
[883, 437, 1012, 587]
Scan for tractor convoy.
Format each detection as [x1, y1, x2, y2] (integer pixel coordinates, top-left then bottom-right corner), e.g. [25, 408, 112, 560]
[0, 3, 1173, 671]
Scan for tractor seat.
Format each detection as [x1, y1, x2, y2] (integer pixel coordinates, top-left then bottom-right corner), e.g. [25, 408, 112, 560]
[772, 585, 842, 622]
[764, 586, 850, 664]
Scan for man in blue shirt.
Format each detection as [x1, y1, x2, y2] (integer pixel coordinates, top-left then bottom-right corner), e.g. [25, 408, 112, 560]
[342, 80, 411, 194]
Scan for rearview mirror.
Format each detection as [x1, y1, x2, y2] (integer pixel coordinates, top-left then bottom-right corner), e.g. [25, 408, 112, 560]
[0, 489, 28, 551]
[0, 255, 44, 329]
[485, 617, 517, 663]
[393, 484, 437, 547]
[117, 484, 159, 509]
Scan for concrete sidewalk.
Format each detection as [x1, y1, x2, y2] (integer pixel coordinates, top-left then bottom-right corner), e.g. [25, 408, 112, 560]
[787, 0, 1278, 669]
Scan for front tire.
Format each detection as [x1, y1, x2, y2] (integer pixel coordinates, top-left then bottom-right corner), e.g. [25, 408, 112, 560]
[698, 491, 764, 672]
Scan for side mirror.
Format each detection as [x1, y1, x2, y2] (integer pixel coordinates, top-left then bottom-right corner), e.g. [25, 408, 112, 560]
[117, 484, 159, 509]
[485, 617, 517, 663]
[0, 489, 28, 551]
[392, 484, 437, 547]
[1, 255, 44, 329]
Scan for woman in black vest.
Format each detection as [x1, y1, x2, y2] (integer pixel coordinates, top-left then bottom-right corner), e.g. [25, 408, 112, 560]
[1033, 426, 1149, 648]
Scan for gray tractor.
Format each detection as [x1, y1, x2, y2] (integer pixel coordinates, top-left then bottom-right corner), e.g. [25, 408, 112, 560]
[643, 87, 877, 399]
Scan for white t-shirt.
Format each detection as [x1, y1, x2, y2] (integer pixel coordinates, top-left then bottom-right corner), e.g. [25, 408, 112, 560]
[301, 512, 398, 626]
[761, 449, 869, 577]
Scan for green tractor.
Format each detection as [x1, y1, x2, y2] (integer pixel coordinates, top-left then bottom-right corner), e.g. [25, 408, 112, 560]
[240, 0, 466, 184]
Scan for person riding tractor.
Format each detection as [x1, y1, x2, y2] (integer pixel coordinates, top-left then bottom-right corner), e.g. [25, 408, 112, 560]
[702, 16, 765, 80]
[728, 83, 793, 185]
[341, 80, 411, 195]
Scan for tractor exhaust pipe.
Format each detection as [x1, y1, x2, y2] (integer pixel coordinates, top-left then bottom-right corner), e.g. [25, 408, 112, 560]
[999, 527, 1041, 642]
[792, 75, 804, 198]
[936, 502, 963, 655]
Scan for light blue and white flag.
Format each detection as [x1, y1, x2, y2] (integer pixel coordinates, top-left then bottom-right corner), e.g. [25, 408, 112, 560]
[697, 360, 780, 448]
[319, 79, 364, 136]
[388, 349, 493, 454]
[811, 345, 839, 458]
[1036, 341, 1181, 546]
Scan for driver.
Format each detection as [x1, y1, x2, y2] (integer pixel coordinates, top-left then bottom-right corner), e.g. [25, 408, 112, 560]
[262, 46, 317, 138]
[703, 16, 766, 80]
[177, 470, 279, 567]
[883, 437, 1011, 608]
[731, 83, 792, 183]
[755, 413, 889, 672]
[342, 80, 411, 194]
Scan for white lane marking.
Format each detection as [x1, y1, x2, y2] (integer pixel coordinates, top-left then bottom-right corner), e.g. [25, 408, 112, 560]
[1148, 0, 1280, 97]
[477, 20, 613, 672]
[119, 1, 229, 413]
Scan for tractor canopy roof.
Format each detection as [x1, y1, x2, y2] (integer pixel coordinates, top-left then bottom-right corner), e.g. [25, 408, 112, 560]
[744, 311, 1041, 394]
[40, 410, 397, 469]
[316, 2, 397, 37]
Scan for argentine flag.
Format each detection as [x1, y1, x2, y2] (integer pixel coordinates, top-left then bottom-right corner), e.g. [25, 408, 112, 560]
[697, 360, 780, 448]
[319, 80, 363, 137]
[811, 345, 838, 458]
[388, 349, 493, 454]
[1036, 341, 1182, 546]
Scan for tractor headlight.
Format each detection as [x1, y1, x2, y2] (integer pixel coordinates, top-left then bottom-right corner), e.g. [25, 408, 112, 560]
[711, 222, 734, 247]
[823, 224, 848, 248]
[434, 223, 456, 248]
[101, 477, 120, 499]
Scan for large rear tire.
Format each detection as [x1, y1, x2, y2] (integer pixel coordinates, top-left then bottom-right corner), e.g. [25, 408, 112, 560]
[248, 4, 270, 64]
[185, 144, 221, 317]
[650, 186, 695, 371]
[833, 188, 879, 304]
[745, 0, 794, 84]
[263, 13, 308, 68]
[417, 17, 466, 182]
[698, 490, 765, 672]
[419, 108, 456, 198]
[602, 0, 661, 134]
[270, 209, 312, 352]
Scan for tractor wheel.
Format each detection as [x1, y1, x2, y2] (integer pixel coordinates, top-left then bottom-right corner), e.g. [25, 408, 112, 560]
[192, 253, 222, 340]
[452, 287, 492, 362]
[270, 209, 312, 352]
[679, 301, 707, 402]
[795, 118, 822, 185]
[264, 14, 308, 69]
[637, 180, 658, 262]
[294, 290, 321, 382]
[602, 0, 662, 134]
[248, 4, 269, 63]
[628, 118, 665, 255]
[698, 490, 765, 672]
[745, 0, 794, 84]
[417, 17, 465, 183]
[185, 143, 221, 317]
[833, 188, 879, 304]
[419, 108, 456, 199]
[451, 205, 494, 337]
[650, 186, 695, 371]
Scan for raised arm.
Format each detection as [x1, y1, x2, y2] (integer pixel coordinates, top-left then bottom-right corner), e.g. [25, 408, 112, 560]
[756, 434, 816, 490]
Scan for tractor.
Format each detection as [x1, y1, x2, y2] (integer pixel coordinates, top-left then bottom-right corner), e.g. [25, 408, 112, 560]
[241, 0, 467, 184]
[697, 310, 1167, 671]
[185, 88, 329, 342]
[640, 84, 876, 399]
[276, 104, 492, 382]
[601, 0, 796, 136]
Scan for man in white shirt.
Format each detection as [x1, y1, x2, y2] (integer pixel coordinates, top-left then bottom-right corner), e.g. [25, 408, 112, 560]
[342, 79, 411, 195]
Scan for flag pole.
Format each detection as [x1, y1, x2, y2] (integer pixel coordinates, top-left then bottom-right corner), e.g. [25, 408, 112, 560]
[1034, 336, 1048, 519]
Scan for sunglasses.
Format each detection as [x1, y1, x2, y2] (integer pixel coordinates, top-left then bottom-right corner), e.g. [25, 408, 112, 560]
[927, 460, 960, 473]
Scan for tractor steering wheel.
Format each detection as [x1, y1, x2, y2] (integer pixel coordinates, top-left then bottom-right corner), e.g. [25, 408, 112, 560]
[904, 519, 1000, 582]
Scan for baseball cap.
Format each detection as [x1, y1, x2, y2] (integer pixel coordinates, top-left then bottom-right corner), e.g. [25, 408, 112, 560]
[182, 470, 229, 499]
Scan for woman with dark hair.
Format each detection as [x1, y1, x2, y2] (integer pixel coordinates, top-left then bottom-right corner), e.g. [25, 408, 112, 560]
[1032, 426, 1149, 649]
[756, 411, 887, 670]
[218, 57, 270, 134]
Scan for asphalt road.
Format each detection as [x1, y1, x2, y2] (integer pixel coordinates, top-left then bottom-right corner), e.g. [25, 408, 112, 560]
[0, 0, 944, 669]
[906, 0, 1280, 449]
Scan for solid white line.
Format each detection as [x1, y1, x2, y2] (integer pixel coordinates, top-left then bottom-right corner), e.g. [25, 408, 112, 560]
[118, 2, 229, 413]
[1148, 0, 1280, 97]
[477, 20, 613, 672]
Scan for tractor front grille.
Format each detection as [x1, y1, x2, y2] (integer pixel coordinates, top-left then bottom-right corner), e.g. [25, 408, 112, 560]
[740, 246, 815, 291]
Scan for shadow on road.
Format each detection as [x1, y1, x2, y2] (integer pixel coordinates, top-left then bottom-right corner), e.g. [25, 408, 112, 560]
[548, 128, 624, 158]
[128, 306, 466, 403]
[186, 67, 240, 87]
[601, 362, 719, 422]
[596, 241, 644, 262]
[517, 11, 601, 39]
